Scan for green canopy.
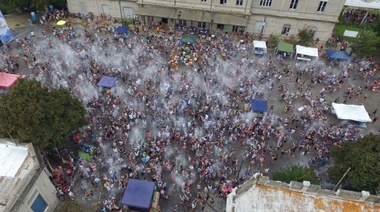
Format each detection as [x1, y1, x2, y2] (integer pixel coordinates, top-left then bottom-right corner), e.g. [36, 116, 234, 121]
[78, 151, 92, 161]
[181, 35, 198, 44]
[277, 42, 294, 53]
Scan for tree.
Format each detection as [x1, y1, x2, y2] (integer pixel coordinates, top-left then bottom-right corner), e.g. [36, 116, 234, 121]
[297, 27, 314, 46]
[0, 79, 88, 148]
[371, 20, 380, 37]
[57, 200, 85, 212]
[352, 30, 380, 58]
[328, 134, 380, 194]
[272, 165, 319, 184]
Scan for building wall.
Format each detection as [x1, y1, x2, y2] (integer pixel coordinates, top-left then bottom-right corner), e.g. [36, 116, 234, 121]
[66, 0, 344, 41]
[16, 169, 59, 212]
[67, 0, 138, 19]
[248, 0, 345, 41]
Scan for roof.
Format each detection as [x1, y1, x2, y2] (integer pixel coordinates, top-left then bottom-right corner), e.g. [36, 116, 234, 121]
[0, 142, 29, 177]
[295, 45, 319, 58]
[331, 103, 372, 122]
[120, 179, 155, 209]
[277, 42, 294, 53]
[251, 99, 268, 113]
[345, 0, 380, 9]
[0, 139, 39, 211]
[253, 40, 267, 49]
[227, 174, 380, 212]
[326, 50, 350, 60]
[97, 76, 117, 88]
[0, 72, 22, 89]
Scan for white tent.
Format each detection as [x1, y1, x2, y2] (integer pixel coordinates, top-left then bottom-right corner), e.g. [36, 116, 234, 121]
[343, 30, 359, 38]
[295, 45, 318, 61]
[345, 0, 380, 10]
[253, 40, 267, 55]
[331, 103, 372, 122]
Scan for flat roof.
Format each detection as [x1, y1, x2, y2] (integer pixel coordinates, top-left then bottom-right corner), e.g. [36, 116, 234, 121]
[0, 139, 39, 211]
[0, 142, 29, 177]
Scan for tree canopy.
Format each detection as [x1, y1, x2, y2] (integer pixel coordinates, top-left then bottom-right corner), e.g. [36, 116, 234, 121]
[352, 30, 380, 58]
[0, 79, 87, 148]
[297, 26, 315, 46]
[272, 165, 319, 184]
[328, 134, 380, 194]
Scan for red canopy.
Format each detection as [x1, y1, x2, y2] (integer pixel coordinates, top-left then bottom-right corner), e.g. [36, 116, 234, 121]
[0, 72, 22, 89]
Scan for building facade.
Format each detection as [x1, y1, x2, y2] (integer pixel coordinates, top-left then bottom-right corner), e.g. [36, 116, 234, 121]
[248, 0, 346, 42]
[66, 0, 346, 41]
[0, 139, 59, 212]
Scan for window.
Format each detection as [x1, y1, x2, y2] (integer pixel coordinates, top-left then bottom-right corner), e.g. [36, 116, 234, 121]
[198, 22, 206, 29]
[259, 0, 272, 7]
[317, 0, 327, 12]
[309, 27, 317, 38]
[201, 0, 206, 2]
[289, 0, 298, 9]
[31, 194, 47, 212]
[178, 20, 187, 26]
[281, 24, 291, 35]
[236, 0, 243, 6]
[217, 24, 224, 30]
[220, 0, 227, 4]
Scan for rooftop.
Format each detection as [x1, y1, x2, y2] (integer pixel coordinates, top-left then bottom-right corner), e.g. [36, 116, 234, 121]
[0, 139, 39, 211]
[227, 173, 380, 212]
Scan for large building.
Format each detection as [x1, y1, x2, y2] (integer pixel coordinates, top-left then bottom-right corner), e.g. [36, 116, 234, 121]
[227, 173, 380, 212]
[66, 0, 346, 41]
[0, 139, 59, 212]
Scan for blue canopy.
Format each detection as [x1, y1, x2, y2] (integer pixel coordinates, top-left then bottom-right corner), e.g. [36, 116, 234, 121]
[97, 76, 117, 88]
[251, 99, 268, 113]
[326, 50, 350, 60]
[121, 179, 155, 209]
[116, 26, 129, 34]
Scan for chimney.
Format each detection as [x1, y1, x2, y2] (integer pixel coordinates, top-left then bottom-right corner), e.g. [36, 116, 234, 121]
[358, 191, 370, 201]
[302, 181, 310, 192]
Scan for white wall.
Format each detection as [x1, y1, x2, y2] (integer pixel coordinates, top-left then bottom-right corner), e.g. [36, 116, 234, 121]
[17, 169, 59, 212]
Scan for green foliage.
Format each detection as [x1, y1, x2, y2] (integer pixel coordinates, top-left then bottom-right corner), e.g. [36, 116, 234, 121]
[0, 79, 88, 148]
[57, 200, 85, 212]
[371, 20, 380, 37]
[297, 27, 314, 46]
[328, 134, 380, 194]
[353, 30, 380, 58]
[122, 18, 133, 26]
[272, 165, 319, 184]
[266, 34, 279, 49]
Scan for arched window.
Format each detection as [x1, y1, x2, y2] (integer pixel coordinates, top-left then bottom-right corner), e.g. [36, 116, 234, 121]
[309, 27, 317, 38]
[281, 24, 291, 35]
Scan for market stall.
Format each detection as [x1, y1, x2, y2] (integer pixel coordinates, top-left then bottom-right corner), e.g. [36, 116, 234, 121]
[295, 45, 318, 61]
[275, 42, 294, 58]
[253, 40, 267, 56]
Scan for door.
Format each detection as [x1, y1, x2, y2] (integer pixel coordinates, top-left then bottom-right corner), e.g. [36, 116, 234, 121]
[255, 21, 264, 33]
[123, 7, 134, 19]
[102, 4, 110, 15]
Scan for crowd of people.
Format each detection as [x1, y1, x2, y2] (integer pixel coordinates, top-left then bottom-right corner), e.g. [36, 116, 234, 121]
[1, 9, 379, 212]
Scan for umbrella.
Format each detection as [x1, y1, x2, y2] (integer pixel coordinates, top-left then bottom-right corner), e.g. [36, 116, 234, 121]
[181, 34, 197, 44]
[116, 26, 129, 34]
[57, 20, 66, 26]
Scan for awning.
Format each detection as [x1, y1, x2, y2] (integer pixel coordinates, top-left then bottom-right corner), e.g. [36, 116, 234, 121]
[136, 6, 176, 19]
[213, 13, 247, 26]
[178, 10, 212, 22]
[295, 45, 318, 58]
[277, 42, 294, 53]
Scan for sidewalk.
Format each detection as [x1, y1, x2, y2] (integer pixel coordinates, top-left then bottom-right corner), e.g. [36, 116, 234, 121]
[4, 13, 31, 29]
